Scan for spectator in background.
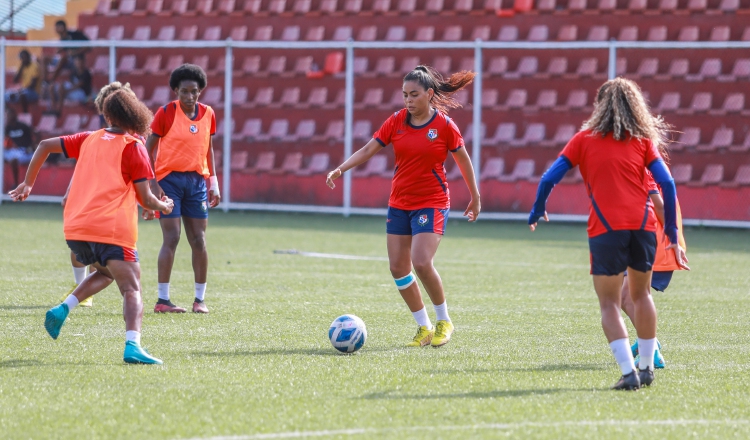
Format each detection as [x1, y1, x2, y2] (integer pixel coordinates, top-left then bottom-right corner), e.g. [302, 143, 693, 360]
[5, 50, 41, 113]
[4, 107, 36, 187]
[48, 20, 90, 82]
[50, 55, 93, 115]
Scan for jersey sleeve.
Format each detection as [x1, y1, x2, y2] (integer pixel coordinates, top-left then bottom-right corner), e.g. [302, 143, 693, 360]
[59, 131, 93, 159]
[644, 139, 662, 166]
[559, 131, 583, 167]
[121, 140, 155, 183]
[150, 106, 169, 138]
[210, 109, 217, 135]
[446, 118, 464, 152]
[373, 113, 397, 147]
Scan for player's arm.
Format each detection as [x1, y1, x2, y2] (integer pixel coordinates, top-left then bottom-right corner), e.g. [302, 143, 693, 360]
[144, 134, 164, 199]
[8, 138, 63, 201]
[206, 136, 221, 207]
[528, 156, 573, 231]
[647, 159, 678, 245]
[650, 193, 665, 226]
[326, 138, 382, 189]
[451, 146, 481, 222]
[134, 181, 174, 214]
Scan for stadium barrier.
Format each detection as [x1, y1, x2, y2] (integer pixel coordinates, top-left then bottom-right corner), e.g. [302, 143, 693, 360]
[2, 38, 749, 228]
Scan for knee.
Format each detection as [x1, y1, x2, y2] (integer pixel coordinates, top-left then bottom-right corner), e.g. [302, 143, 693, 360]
[189, 234, 206, 252]
[389, 263, 410, 279]
[163, 233, 180, 250]
[412, 259, 433, 277]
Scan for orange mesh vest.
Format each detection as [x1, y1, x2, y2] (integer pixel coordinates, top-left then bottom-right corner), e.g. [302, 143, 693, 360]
[154, 101, 213, 181]
[653, 199, 687, 271]
[64, 129, 139, 249]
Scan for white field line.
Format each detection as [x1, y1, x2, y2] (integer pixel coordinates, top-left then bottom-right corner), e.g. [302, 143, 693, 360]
[187, 419, 750, 440]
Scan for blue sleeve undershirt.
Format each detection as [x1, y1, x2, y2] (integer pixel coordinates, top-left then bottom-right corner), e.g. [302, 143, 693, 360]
[528, 156, 572, 224]
[647, 159, 678, 244]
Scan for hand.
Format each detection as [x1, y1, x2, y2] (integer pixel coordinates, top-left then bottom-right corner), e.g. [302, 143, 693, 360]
[8, 182, 32, 202]
[326, 168, 342, 189]
[209, 188, 221, 208]
[160, 196, 174, 215]
[141, 209, 156, 221]
[529, 211, 549, 232]
[666, 243, 690, 270]
[464, 197, 481, 222]
[150, 181, 165, 200]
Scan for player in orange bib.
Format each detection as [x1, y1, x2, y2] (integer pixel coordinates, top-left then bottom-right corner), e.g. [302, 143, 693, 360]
[9, 89, 174, 364]
[326, 65, 481, 348]
[145, 64, 220, 314]
[622, 169, 690, 369]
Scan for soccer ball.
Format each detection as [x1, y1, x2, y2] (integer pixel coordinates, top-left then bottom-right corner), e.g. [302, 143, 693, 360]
[328, 314, 367, 354]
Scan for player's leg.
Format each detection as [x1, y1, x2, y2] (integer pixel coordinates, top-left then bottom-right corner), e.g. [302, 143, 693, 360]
[626, 230, 659, 385]
[65, 251, 95, 307]
[622, 272, 666, 369]
[181, 173, 210, 313]
[388, 233, 433, 347]
[106, 259, 162, 365]
[154, 173, 187, 312]
[411, 233, 454, 348]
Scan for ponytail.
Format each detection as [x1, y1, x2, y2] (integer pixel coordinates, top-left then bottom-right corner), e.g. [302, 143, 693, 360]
[403, 65, 476, 114]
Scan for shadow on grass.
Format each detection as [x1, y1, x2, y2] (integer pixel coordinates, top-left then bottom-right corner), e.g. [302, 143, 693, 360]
[0, 305, 50, 310]
[425, 364, 608, 375]
[363, 387, 589, 400]
[192, 347, 393, 357]
[0, 359, 43, 368]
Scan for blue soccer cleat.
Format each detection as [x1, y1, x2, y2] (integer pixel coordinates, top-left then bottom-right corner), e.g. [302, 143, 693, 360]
[634, 349, 666, 370]
[123, 341, 163, 365]
[44, 304, 69, 340]
[631, 340, 639, 357]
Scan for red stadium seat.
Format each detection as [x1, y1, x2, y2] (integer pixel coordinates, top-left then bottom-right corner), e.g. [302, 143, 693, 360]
[286, 120, 317, 142]
[208, 55, 227, 76]
[527, 25, 549, 41]
[317, 0, 338, 13]
[117, 55, 137, 74]
[710, 93, 745, 115]
[678, 26, 700, 42]
[230, 26, 248, 40]
[512, 123, 546, 147]
[315, 121, 344, 142]
[201, 87, 222, 107]
[292, 0, 311, 14]
[353, 57, 369, 75]
[718, 59, 750, 82]
[398, 0, 416, 14]
[132, 26, 151, 41]
[156, 26, 175, 41]
[442, 26, 462, 41]
[237, 56, 260, 76]
[657, 0, 678, 13]
[253, 25, 273, 40]
[676, 127, 700, 150]
[91, 55, 109, 74]
[425, 0, 444, 14]
[145, 86, 170, 107]
[323, 89, 346, 109]
[202, 26, 222, 41]
[687, 164, 723, 187]
[399, 56, 420, 75]
[729, 133, 750, 153]
[480, 158, 505, 181]
[217, 0, 237, 14]
[697, 128, 733, 151]
[463, 123, 486, 144]
[370, 57, 395, 77]
[263, 56, 287, 76]
[458, 57, 475, 71]
[572, 58, 599, 77]
[487, 57, 508, 76]
[720, 165, 750, 187]
[445, 161, 463, 181]
[481, 89, 499, 108]
[686, 58, 722, 81]
[55, 114, 82, 135]
[94, 0, 112, 15]
[655, 92, 680, 113]
[232, 119, 263, 141]
[192, 55, 209, 71]
[372, 0, 392, 14]
[415, 26, 435, 42]
[107, 26, 124, 40]
[281, 26, 301, 41]
[559, 90, 589, 111]
[272, 87, 299, 108]
[230, 151, 248, 171]
[289, 56, 313, 77]
[656, 59, 689, 79]
[178, 25, 198, 40]
[333, 26, 352, 41]
[385, 26, 406, 41]
[231, 87, 248, 107]
[625, 0, 647, 13]
[471, 26, 491, 40]
[485, 123, 515, 146]
[344, 0, 363, 14]
[36, 115, 57, 134]
[83, 25, 98, 40]
[537, 0, 556, 12]
[297, 153, 330, 175]
[113, 0, 136, 15]
[497, 26, 518, 42]
[499, 89, 528, 110]
[194, 0, 214, 15]
[506, 57, 538, 79]
[246, 152, 275, 174]
[646, 26, 668, 41]
[163, 0, 188, 16]
[709, 26, 731, 41]
[568, 0, 587, 13]
[324, 52, 344, 75]
[587, 26, 609, 41]
[357, 26, 378, 41]
[678, 92, 712, 114]
[616, 58, 627, 76]
[540, 57, 567, 77]
[597, 0, 616, 11]
[687, 0, 707, 12]
[452, 0, 473, 14]
[433, 56, 452, 74]
[634, 58, 659, 78]
[541, 124, 576, 147]
[500, 159, 536, 182]
[353, 155, 388, 177]
[268, 0, 288, 15]
[557, 25, 578, 41]
[247, 87, 274, 108]
[142, 0, 163, 15]
[529, 90, 557, 111]
[618, 26, 638, 41]
[305, 26, 325, 41]
[352, 120, 373, 140]
[718, 0, 739, 12]
[84, 115, 103, 131]
[381, 90, 404, 110]
[260, 119, 290, 142]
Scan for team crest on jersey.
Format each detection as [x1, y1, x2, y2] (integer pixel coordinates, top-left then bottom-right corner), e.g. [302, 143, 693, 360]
[418, 214, 429, 226]
[427, 129, 438, 142]
[189, 124, 198, 134]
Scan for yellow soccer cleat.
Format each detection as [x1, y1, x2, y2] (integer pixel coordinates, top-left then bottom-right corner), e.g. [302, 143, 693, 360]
[59, 285, 76, 303]
[406, 325, 434, 347]
[79, 295, 93, 307]
[431, 320, 454, 347]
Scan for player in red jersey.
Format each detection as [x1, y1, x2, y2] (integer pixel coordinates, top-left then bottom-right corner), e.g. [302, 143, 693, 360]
[529, 78, 687, 390]
[326, 65, 481, 348]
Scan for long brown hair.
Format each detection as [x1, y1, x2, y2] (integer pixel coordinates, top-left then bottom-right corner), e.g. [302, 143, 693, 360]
[582, 78, 671, 162]
[94, 81, 136, 114]
[101, 89, 153, 137]
[403, 65, 476, 114]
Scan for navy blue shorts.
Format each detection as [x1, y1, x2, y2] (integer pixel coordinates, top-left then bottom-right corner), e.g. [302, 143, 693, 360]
[589, 230, 656, 276]
[67, 240, 139, 266]
[386, 207, 449, 236]
[158, 171, 208, 219]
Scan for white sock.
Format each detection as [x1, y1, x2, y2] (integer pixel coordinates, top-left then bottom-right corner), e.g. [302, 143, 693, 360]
[195, 283, 207, 301]
[125, 330, 141, 345]
[63, 295, 79, 310]
[157, 283, 170, 301]
[72, 266, 87, 285]
[609, 338, 635, 375]
[411, 307, 432, 329]
[638, 338, 657, 371]
[433, 301, 451, 322]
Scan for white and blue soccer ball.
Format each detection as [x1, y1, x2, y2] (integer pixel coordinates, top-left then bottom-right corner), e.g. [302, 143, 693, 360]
[328, 314, 367, 354]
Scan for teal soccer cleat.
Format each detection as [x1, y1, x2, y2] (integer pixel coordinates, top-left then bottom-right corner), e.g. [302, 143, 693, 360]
[123, 341, 163, 365]
[44, 304, 69, 340]
[634, 348, 666, 370]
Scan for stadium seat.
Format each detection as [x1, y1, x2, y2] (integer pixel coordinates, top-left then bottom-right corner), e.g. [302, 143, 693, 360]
[130, 86, 145, 100]
[261, 119, 290, 142]
[232, 119, 262, 141]
[84, 115, 103, 131]
[536, 0, 556, 12]
[459, 57, 475, 71]
[463, 123, 486, 144]
[499, 89, 528, 110]
[116, 0, 137, 14]
[444, 162, 463, 181]
[141, 0, 164, 15]
[201, 87, 222, 107]
[717, 59, 750, 82]
[83, 25, 99, 40]
[316, 0, 337, 13]
[697, 128, 733, 151]
[528, 90, 557, 111]
[597, 0, 616, 12]
[352, 120, 373, 140]
[514, 0, 534, 12]
[107, 26, 125, 40]
[471, 26, 491, 40]
[730, 133, 750, 152]
[192, 55, 209, 71]
[344, 0, 363, 14]
[480, 158, 505, 181]
[237, 56, 260, 76]
[381, 90, 404, 110]
[269, 153, 303, 174]
[366, 57, 394, 77]
[675, 127, 700, 150]
[425, 0, 444, 14]
[625, 0, 647, 13]
[634, 58, 659, 78]
[717, 0, 739, 12]
[352, 155, 387, 177]
[687, 164, 723, 187]
[245, 152, 275, 174]
[539, 57, 567, 77]
[117, 55, 136, 74]
[454, 89, 469, 107]
[208, 55, 227, 76]
[94, 0, 112, 15]
[686, 58, 722, 81]
[253, 25, 273, 40]
[200, 26, 221, 41]
[268, 0, 288, 14]
[299, 87, 328, 108]
[511, 123, 545, 147]
[157, 26, 175, 41]
[247, 87, 274, 108]
[505, 57, 538, 79]
[36, 115, 57, 134]
[571, 58, 600, 78]
[655, 92, 680, 112]
[656, 59, 689, 80]
[587, 26, 609, 41]
[333, 26, 352, 41]
[646, 26, 668, 41]
[617, 26, 638, 41]
[398, 0, 416, 14]
[481, 89, 499, 108]
[323, 89, 346, 109]
[541, 124, 576, 147]
[433, 56, 452, 73]
[324, 52, 344, 75]
[442, 26, 462, 41]
[55, 114, 82, 135]
[287, 56, 313, 77]
[285, 119, 317, 142]
[178, 25, 198, 40]
[371, 0, 392, 14]
[678, 26, 700, 42]
[485, 123, 515, 146]
[527, 25, 549, 41]
[270, 87, 298, 108]
[385, 26, 406, 41]
[687, 0, 707, 12]
[261, 56, 287, 76]
[314, 120, 344, 142]
[557, 25, 578, 41]
[616, 58, 627, 76]
[162, 0, 188, 16]
[678, 92, 712, 114]
[230, 26, 248, 40]
[415, 26, 435, 42]
[720, 165, 750, 187]
[558, 90, 589, 111]
[145, 86, 170, 107]
[132, 26, 151, 41]
[399, 56, 420, 75]
[499, 159, 535, 182]
[357, 26, 378, 41]
[194, 0, 215, 15]
[231, 87, 248, 107]
[230, 151, 249, 172]
[486, 57, 508, 76]
[657, 0, 677, 13]
[498, 26, 519, 42]
[709, 26, 731, 41]
[297, 153, 330, 175]
[710, 93, 745, 115]
[216, 0, 237, 14]
[568, 0, 587, 12]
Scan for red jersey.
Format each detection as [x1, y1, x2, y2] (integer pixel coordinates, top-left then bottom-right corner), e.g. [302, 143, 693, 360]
[151, 102, 216, 138]
[560, 129, 662, 238]
[61, 131, 154, 184]
[373, 109, 464, 210]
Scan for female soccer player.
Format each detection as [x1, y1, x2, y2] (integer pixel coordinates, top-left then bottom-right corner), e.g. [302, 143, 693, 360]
[9, 89, 174, 364]
[326, 65, 481, 348]
[529, 78, 687, 390]
[623, 171, 689, 369]
[145, 64, 220, 314]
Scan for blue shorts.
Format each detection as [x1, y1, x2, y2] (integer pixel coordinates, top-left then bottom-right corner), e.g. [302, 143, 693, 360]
[386, 207, 449, 236]
[158, 171, 208, 219]
[67, 240, 139, 266]
[589, 230, 656, 276]
[623, 270, 674, 292]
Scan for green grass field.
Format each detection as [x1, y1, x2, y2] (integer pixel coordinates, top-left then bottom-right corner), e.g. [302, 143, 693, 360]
[1, 203, 749, 439]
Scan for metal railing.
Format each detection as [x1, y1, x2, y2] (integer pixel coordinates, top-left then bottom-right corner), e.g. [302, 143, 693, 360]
[2, 38, 750, 227]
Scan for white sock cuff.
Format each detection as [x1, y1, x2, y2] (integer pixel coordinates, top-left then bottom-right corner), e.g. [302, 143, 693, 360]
[433, 301, 450, 322]
[411, 306, 432, 328]
[394, 272, 416, 290]
[195, 282, 207, 301]
[609, 338, 635, 375]
[125, 330, 141, 345]
[157, 283, 170, 301]
[72, 266, 87, 285]
[63, 294, 80, 309]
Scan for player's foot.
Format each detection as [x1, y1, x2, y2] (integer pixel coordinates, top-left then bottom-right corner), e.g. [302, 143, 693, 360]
[406, 325, 434, 347]
[123, 341, 163, 365]
[44, 303, 69, 340]
[79, 296, 93, 307]
[638, 368, 655, 387]
[431, 320, 454, 347]
[154, 299, 186, 313]
[633, 348, 666, 370]
[611, 370, 640, 391]
[192, 299, 209, 314]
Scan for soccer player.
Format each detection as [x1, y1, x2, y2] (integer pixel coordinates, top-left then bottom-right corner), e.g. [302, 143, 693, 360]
[9, 89, 174, 364]
[623, 171, 690, 369]
[145, 64, 220, 314]
[326, 65, 480, 348]
[529, 78, 687, 390]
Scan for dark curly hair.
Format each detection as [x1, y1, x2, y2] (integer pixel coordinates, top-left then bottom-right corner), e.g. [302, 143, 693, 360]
[101, 89, 153, 137]
[94, 81, 135, 114]
[403, 65, 476, 114]
[169, 63, 207, 90]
